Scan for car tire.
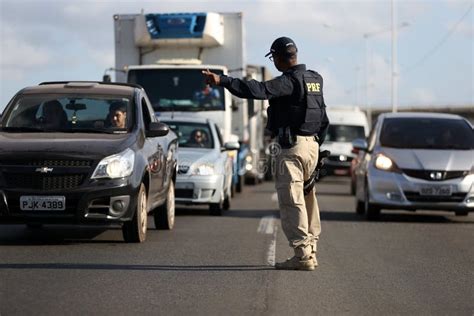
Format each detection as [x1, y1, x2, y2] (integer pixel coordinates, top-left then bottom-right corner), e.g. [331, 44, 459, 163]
[122, 183, 148, 243]
[231, 182, 236, 198]
[356, 199, 365, 215]
[245, 176, 258, 185]
[364, 183, 380, 220]
[455, 210, 468, 216]
[154, 179, 175, 230]
[209, 201, 223, 216]
[223, 193, 231, 211]
[236, 174, 244, 193]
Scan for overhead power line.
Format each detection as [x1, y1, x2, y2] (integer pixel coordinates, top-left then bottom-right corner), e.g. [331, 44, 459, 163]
[404, 4, 473, 73]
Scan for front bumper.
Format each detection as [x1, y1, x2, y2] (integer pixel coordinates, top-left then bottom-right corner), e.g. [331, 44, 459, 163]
[0, 178, 140, 224]
[367, 167, 474, 212]
[175, 174, 224, 205]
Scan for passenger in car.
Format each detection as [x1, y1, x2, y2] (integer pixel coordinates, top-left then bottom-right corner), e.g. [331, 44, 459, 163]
[188, 129, 209, 148]
[42, 100, 68, 129]
[108, 101, 127, 129]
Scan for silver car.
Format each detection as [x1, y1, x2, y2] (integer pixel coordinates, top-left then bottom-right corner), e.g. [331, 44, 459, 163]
[353, 112, 474, 219]
[162, 117, 238, 216]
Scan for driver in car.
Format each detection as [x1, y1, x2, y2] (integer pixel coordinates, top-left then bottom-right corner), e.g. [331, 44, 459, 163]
[108, 101, 127, 129]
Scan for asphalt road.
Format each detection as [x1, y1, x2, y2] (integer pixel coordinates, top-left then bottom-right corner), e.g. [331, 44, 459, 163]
[0, 177, 473, 315]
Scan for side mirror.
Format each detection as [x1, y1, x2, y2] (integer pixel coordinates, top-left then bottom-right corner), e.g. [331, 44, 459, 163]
[352, 138, 368, 152]
[222, 141, 240, 151]
[103, 75, 112, 83]
[147, 122, 169, 137]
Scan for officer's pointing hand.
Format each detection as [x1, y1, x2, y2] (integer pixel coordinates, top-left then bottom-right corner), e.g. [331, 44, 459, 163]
[202, 69, 220, 86]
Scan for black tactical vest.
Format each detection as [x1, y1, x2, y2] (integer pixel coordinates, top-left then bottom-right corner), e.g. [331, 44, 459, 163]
[290, 69, 325, 135]
[266, 68, 325, 136]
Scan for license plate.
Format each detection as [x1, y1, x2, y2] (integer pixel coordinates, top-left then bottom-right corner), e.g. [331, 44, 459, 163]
[20, 196, 66, 211]
[334, 169, 349, 175]
[419, 186, 452, 196]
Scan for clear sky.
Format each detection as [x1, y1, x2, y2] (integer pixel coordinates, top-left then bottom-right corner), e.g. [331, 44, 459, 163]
[0, 0, 472, 113]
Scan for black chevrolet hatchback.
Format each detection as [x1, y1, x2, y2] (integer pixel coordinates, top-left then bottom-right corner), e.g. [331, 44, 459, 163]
[0, 82, 178, 242]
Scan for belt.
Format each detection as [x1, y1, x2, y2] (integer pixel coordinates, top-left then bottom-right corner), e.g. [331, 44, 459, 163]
[295, 135, 319, 142]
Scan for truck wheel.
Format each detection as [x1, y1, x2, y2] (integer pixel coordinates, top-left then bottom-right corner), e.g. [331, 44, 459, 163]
[122, 183, 148, 243]
[154, 179, 175, 230]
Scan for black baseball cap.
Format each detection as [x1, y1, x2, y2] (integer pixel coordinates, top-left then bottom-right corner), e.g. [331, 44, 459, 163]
[265, 36, 298, 57]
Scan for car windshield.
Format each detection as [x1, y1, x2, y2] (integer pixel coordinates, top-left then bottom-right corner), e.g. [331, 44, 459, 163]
[380, 117, 474, 149]
[162, 121, 214, 149]
[2, 94, 132, 133]
[128, 69, 225, 112]
[326, 125, 365, 142]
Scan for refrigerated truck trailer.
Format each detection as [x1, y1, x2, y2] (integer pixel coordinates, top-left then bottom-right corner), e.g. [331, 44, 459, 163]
[111, 11, 268, 188]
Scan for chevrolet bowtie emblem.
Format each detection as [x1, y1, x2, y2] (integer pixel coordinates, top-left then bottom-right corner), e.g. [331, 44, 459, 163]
[35, 167, 54, 173]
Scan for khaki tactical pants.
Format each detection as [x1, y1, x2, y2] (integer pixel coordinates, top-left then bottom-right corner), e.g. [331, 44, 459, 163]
[275, 136, 321, 258]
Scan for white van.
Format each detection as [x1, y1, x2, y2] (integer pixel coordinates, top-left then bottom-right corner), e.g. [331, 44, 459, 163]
[320, 107, 370, 176]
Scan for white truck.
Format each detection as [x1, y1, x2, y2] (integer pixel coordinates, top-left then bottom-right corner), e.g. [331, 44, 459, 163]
[109, 12, 269, 190]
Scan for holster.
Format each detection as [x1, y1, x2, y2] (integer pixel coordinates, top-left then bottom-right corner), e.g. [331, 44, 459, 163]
[277, 127, 297, 149]
[303, 150, 330, 195]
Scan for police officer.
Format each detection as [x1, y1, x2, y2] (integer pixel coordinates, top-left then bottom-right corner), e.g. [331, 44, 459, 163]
[202, 36, 329, 271]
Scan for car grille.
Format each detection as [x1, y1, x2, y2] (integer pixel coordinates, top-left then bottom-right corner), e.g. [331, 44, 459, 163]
[178, 165, 190, 174]
[402, 169, 468, 181]
[0, 158, 93, 190]
[175, 189, 194, 199]
[4, 174, 85, 190]
[404, 191, 467, 203]
[0, 159, 92, 167]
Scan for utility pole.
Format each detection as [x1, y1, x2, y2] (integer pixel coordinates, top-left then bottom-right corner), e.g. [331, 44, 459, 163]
[391, 0, 398, 112]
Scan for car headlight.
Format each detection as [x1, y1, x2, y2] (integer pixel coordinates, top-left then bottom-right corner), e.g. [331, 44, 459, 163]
[374, 153, 400, 173]
[192, 163, 215, 176]
[92, 148, 135, 179]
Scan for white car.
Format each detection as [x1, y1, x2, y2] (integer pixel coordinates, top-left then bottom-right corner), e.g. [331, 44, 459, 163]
[161, 117, 238, 216]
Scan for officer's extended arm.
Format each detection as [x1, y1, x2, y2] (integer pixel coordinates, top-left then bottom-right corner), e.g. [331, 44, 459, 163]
[219, 75, 294, 100]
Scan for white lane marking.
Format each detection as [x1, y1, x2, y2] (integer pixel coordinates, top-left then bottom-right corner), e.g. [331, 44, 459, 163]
[258, 216, 275, 235]
[258, 215, 277, 266]
[267, 226, 277, 266]
[271, 192, 278, 203]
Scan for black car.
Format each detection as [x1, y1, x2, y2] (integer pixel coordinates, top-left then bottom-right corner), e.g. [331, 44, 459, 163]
[0, 81, 178, 242]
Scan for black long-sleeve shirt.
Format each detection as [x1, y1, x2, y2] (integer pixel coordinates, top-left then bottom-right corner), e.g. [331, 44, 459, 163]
[218, 64, 329, 143]
[219, 66, 297, 100]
